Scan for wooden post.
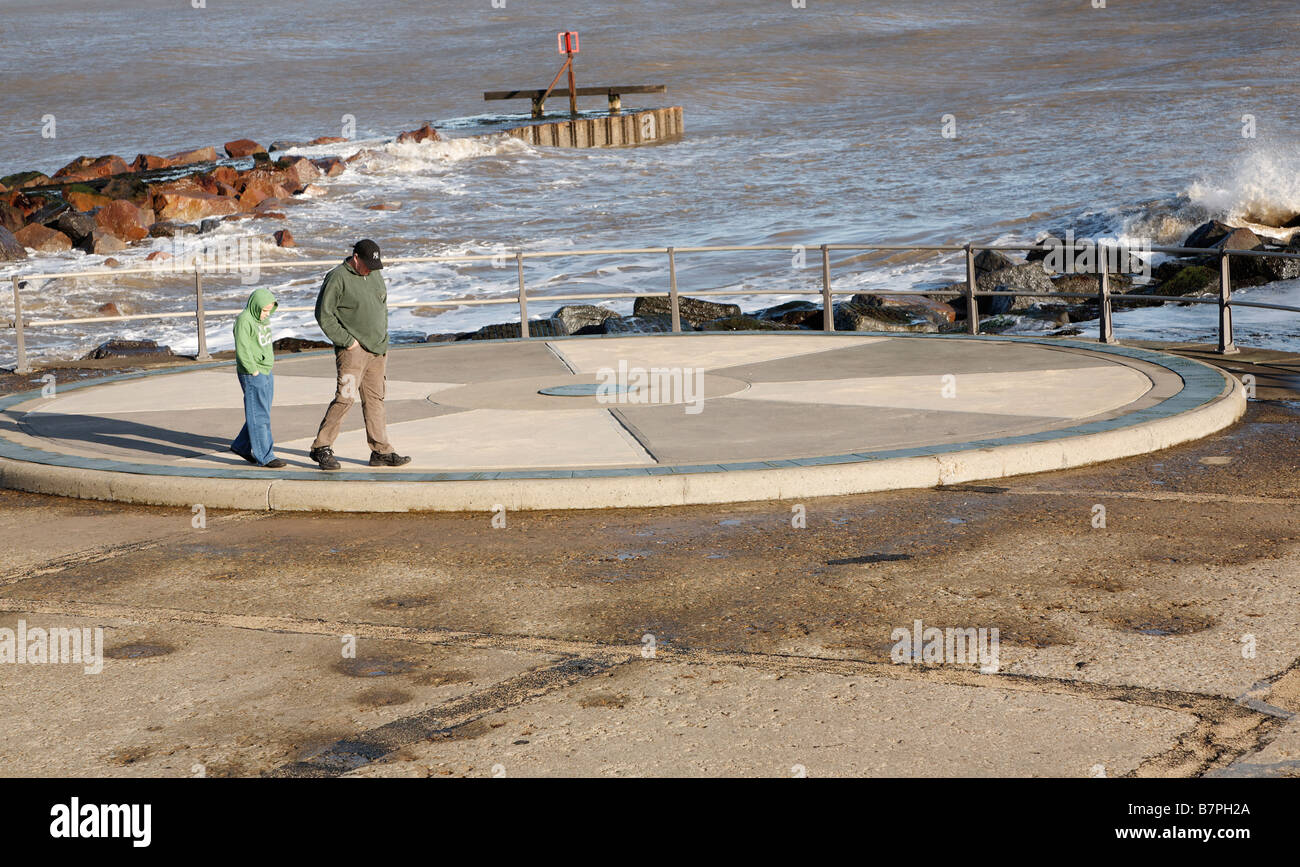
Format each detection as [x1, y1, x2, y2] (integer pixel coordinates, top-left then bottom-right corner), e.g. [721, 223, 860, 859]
[668, 247, 681, 333]
[964, 244, 979, 335]
[531, 96, 545, 118]
[11, 274, 29, 375]
[1218, 251, 1237, 354]
[609, 92, 622, 114]
[517, 252, 529, 338]
[194, 268, 211, 361]
[821, 245, 834, 331]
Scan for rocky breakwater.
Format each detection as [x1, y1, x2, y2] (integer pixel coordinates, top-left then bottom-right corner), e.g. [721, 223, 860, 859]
[0, 123, 441, 263]
[0, 139, 335, 261]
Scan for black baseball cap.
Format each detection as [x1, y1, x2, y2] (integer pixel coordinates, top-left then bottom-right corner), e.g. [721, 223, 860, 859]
[353, 239, 383, 270]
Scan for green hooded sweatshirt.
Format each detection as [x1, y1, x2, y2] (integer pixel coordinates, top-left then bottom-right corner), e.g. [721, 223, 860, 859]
[314, 260, 389, 355]
[234, 288, 277, 375]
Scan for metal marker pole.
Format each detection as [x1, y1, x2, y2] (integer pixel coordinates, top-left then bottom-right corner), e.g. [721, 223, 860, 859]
[668, 247, 681, 333]
[517, 252, 530, 338]
[821, 245, 834, 332]
[194, 268, 211, 361]
[1218, 251, 1237, 354]
[964, 244, 979, 335]
[1099, 269, 1115, 344]
[12, 274, 29, 375]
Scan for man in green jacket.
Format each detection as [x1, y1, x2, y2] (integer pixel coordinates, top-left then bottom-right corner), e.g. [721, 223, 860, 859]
[308, 240, 411, 470]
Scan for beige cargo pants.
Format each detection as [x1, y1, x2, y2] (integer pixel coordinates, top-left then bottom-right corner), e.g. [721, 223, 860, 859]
[311, 342, 393, 454]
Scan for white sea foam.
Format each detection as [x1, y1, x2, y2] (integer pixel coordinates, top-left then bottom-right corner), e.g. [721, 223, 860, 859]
[1186, 145, 1300, 230]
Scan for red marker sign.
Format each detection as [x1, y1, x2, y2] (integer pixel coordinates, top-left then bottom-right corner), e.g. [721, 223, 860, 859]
[557, 31, 579, 54]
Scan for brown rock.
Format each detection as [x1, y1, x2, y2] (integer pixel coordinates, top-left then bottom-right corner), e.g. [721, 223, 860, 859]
[94, 200, 150, 242]
[0, 226, 27, 260]
[308, 135, 347, 146]
[273, 229, 295, 247]
[854, 293, 957, 325]
[145, 250, 171, 261]
[148, 177, 207, 197]
[192, 174, 220, 195]
[5, 190, 41, 217]
[280, 157, 321, 191]
[66, 189, 114, 212]
[97, 302, 122, 317]
[99, 175, 151, 206]
[253, 211, 286, 220]
[52, 154, 129, 182]
[396, 123, 442, 144]
[131, 154, 173, 172]
[14, 223, 73, 253]
[236, 168, 294, 208]
[165, 146, 220, 166]
[224, 138, 266, 159]
[367, 201, 402, 211]
[0, 171, 52, 190]
[210, 166, 239, 186]
[0, 201, 24, 232]
[310, 157, 346, 177]
[154, 190, 241, 222]
[103, 258, 122, 268]
[87, 230, 127, 255]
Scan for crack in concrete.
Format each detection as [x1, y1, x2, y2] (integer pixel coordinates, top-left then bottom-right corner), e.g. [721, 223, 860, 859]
[266, 655, 627, 778]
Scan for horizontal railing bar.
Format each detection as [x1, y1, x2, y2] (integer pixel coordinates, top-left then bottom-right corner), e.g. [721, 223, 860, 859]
[11, 242, 1300, 284]
[14, 287, 1300, 330]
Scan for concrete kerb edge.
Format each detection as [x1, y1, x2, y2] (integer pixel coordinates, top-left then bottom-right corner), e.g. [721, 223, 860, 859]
[0, 334, 1247, 512]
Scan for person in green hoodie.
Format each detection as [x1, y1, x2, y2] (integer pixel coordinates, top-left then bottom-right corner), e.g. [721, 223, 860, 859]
[230, 287, 287, 469]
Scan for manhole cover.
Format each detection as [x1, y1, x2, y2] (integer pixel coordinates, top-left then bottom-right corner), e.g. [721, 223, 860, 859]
[538, 383, 632, 397]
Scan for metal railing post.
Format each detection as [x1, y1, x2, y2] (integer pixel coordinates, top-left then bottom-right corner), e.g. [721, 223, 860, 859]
[516, 252, 530, 338]
[1218, 251, 1237, 355]
[11, 274, 30, 375]
[964, 244, 979, 335]
[821, 245, 834, 331]
[194, 268, 211, 361]
[1098, 269, 1115, 344]
[667, 247, 681, 332]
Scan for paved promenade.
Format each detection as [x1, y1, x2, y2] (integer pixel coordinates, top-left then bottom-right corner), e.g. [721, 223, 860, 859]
[0, 333, 1244, 510]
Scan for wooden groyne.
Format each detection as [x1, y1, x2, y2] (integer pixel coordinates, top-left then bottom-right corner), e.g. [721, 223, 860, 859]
[500, 106, 683, 148]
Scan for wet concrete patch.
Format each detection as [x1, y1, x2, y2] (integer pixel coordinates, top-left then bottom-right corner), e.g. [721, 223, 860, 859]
[105, 642, 175, 659]
[827, 553, 913, 565]
[579, 691, 630, 709]
[1107, 608, 1217, 636]
[334, 656, 417, 678]
[410, 669, 475, 687]
[372, 595, 440, 610]
[355, 688, 413, 708]
[105, 745, 152, 766]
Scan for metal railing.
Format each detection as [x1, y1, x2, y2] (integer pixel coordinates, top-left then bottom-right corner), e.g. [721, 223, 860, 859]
[6, 242, 1300, 375]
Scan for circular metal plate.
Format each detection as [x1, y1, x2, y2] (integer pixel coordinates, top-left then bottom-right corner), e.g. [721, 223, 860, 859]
[538, 383, 633, 396]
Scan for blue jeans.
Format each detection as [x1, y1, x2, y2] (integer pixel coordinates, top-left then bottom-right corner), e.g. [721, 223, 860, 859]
[232, 372, 276, 465]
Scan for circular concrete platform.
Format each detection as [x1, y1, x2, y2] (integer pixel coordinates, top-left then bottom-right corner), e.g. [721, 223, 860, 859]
[0, 333, 1244, 511]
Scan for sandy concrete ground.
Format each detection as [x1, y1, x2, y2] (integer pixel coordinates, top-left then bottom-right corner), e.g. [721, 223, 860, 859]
[0, 342, 1297, 777]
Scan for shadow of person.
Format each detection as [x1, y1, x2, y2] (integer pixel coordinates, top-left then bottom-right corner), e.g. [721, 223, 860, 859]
[15, 412, 236, 460]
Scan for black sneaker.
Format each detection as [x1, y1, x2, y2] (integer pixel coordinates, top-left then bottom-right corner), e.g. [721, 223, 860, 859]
[309, 446, 341, 470]
[230, 445, 258, 465]
[261, 458, 288, 469]
[369, 451, 412, 467]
